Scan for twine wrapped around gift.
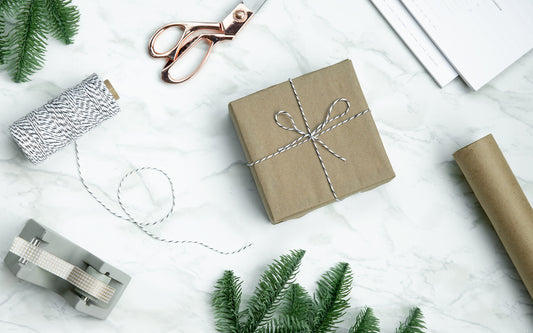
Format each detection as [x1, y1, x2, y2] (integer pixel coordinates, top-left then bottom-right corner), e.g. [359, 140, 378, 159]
[247, 79, 370, 200]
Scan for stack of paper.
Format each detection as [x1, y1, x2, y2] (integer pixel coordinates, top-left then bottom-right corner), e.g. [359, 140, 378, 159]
[370, 0, 533, 90]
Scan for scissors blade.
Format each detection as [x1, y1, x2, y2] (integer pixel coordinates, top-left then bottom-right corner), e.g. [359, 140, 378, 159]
[243, 0, 267, 13]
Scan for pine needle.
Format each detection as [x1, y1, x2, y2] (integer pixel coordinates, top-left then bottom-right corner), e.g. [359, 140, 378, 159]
[212, 270, 243, 333]
[242, 250, 306, 333]
[396, 307, 426, 333]
[0, 15, 6, 64]
[0, 0, 21, 64]
[0, 0, 22, 15]
[5, 0, 48, 82]
[258, 316, 311, 333]
[44, 0, 79, 44]
[310, 262, 353, 333]
[349, 307, 380, 333]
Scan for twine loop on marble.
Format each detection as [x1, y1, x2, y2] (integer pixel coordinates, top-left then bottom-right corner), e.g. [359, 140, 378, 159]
[247, 78, 370, 200]
[74, 142, 252, 257]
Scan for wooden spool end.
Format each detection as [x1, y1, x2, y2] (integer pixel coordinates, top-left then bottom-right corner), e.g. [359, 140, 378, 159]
[104, 79, 120, 100]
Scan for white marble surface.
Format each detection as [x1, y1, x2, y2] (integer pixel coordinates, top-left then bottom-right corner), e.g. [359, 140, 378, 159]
[1, 0, 532, 332]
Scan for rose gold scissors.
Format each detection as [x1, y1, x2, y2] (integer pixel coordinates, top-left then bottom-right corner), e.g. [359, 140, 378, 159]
[148, 0, 267, 84]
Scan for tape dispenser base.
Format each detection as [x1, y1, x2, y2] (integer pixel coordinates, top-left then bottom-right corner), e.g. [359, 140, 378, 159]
[4, 220, 130, 319]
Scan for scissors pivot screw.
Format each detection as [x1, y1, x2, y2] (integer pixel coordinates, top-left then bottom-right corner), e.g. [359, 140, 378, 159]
[234, 10, 247, 22]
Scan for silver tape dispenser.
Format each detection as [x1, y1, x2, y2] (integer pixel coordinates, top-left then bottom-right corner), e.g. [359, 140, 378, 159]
[4, 220, 130, 319]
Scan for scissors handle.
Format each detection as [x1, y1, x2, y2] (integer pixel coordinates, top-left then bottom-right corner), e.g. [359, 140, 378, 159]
[161, 32, 230, 84]
[148, 22, 221, 60]
[148, 3, 255, 84]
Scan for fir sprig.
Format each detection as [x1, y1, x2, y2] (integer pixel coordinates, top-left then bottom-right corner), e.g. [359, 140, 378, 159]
[44, 0, 79, 44]
[349, 307, 380, 333]
[213, 270, 243, 333]
[279, 284, 314, 326]
[310, 263, 353, 333]
[212, 251, 427, 333]
[0, 0, 80, 82]
[396, 307, 426, 333]
[6, 0, 48, 82]
[242, 250, 306, 333]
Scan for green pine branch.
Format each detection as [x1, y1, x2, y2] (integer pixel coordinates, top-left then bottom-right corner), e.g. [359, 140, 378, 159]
[44, 0, 79, 44]
[211, 251, 427, 333]
[279, 283, 314, 326]
[349, 307, 380, 333]
[310, 262, 353, 333]
[0, 0, 79, 82]
[242, 250, 306, 333]
[396, 307, 426, 333]
[5, 0, 48, 82]
[213, 270, 243, 333]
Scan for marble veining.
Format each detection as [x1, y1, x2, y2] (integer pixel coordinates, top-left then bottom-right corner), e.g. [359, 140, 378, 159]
[1, 0, 533, 332]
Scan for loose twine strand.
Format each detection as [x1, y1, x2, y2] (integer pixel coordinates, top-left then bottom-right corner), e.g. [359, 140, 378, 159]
[74, 142, 252, 255]
[11, 73, 251, 255]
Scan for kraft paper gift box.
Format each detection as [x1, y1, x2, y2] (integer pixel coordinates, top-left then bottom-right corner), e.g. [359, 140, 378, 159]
[229, 60, 395, 223]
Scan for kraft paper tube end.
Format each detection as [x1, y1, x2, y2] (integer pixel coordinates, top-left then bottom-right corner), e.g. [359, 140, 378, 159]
[104, 79, 119, 100]
[453, 134, 495, 160]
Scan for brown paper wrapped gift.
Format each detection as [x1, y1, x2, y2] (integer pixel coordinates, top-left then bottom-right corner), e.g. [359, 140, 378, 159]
[229, 60, 395, 223]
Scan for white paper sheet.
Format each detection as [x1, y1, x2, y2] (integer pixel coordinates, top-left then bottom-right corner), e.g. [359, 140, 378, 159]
[370, 0, 458, 87]
[400, 0, 533, 90]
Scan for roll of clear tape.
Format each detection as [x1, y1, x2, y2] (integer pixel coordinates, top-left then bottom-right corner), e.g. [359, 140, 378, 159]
[9, 236, 115, 303]
[454, 134, 533, 298]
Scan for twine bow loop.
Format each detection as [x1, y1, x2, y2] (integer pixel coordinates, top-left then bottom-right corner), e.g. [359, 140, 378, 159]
[275, 97, 351, 136]
[315, 98, 351, 133]
[274, 98, 352, 161]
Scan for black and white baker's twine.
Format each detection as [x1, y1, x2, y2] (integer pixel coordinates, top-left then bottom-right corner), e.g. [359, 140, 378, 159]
[10, 73, 252, 255]
[248, 78, 370, 200]
[10, 74, 120, 164]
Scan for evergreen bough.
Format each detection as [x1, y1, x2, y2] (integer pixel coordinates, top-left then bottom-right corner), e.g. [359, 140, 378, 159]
[212, 250, 426, 333]
[242, 250, 305, 333]
[311, 262, 352, 332]
[0, 0, 79, 82]
[396, 307, 426, 333]
[44, 0, 79, 45]
[349, 307, 379, 333]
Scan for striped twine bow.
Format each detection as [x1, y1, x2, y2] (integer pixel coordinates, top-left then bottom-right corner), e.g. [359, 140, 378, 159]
[247, 78, 370, 200]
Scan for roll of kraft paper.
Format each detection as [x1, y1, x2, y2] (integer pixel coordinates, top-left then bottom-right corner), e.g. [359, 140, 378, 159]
[454, 134, 533, 298]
